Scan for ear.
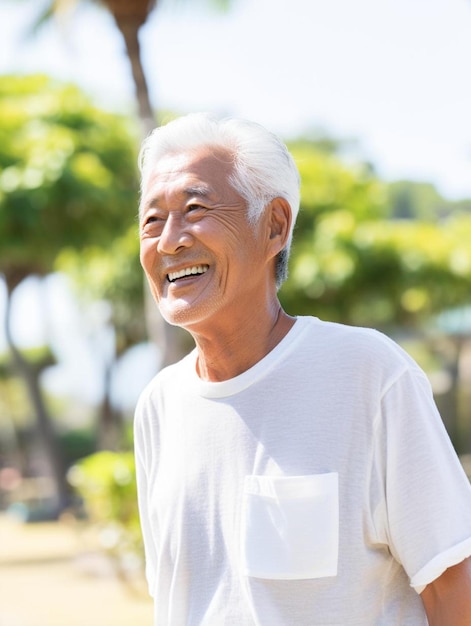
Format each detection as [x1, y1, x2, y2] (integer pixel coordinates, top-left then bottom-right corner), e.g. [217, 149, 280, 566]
[267, 197, 292, 258]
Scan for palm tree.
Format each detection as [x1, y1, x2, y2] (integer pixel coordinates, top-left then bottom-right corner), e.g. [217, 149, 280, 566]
[100, 0, 157, 135]
[33, 0, 157, 136]
[32, 0, 233, 136]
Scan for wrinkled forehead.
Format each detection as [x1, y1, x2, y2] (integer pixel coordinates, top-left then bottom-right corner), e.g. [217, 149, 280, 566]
[143, 147, 233, 185]
[140, 147, 240, 212]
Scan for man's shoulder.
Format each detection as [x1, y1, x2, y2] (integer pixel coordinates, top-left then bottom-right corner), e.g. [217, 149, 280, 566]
[299, 316, 418, 370]
[300, 315, 391, 347]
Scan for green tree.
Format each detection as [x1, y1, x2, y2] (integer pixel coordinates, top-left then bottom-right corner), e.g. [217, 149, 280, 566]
[386, 179, 471, 221]
[0, 74, 139, 511]
[280, 142, 471, 329]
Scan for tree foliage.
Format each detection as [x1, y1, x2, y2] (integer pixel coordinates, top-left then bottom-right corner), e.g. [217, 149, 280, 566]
[280, 143, 471, 329]
[385, 180, 471, 221]
[0, 74, 141, 510]
[57, 226, 145, 355]
[0, 74, 139, 291]
[68, 450, 144, 589]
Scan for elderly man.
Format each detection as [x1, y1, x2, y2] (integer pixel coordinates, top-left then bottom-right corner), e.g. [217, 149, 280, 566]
[134, 113, 471, 625]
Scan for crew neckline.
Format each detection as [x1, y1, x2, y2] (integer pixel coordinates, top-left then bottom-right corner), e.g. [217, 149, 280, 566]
[184, 316, 314, 398]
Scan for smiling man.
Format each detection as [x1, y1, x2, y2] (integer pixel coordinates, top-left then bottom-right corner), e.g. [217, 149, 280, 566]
[134, 113, 471, 626]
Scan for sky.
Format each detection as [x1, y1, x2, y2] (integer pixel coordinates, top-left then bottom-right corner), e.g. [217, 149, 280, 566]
[1, 0, 471, 198]
[1, 0, 471, 406]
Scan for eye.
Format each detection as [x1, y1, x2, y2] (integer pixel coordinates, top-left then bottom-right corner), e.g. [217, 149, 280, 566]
[186, 203, 207, 219]
[141, 212, 165, 236]
[143, 215, 160, 229]
[144, 210, 166, 224]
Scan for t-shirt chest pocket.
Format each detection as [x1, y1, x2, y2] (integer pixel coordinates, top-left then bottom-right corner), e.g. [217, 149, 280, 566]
[241, 473, 339, 580]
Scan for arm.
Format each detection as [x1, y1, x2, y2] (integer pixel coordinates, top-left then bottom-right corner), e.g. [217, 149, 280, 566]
[420, 557, 471, 626]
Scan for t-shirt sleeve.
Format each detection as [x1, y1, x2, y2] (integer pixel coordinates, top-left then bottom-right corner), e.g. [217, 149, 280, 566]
[373, 366, 471, 594]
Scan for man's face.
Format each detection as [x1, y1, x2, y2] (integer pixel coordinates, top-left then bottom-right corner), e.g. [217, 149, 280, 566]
[139, 147, 272, 333]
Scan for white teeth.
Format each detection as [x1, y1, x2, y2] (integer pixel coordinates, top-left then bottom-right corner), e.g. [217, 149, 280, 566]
[168, 265, 209, 282]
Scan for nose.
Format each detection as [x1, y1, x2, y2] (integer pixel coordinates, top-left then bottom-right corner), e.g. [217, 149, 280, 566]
[157, 213, 193, 255]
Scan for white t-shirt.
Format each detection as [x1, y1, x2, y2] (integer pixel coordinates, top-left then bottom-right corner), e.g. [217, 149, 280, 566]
[134, 317, 471, 625]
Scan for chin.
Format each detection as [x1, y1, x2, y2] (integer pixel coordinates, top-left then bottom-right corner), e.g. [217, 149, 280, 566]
[159, 303, 202, 329]
[161, 300, 222, 333]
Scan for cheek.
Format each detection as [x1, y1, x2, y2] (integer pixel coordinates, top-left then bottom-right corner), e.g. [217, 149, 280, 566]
[140, 240, 155, 271]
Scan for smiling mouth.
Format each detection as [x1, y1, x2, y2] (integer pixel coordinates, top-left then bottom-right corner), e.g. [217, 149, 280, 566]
[167, 265, 209, 283]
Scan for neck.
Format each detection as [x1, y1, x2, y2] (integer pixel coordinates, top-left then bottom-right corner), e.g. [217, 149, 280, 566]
[191, 302, 295, 382]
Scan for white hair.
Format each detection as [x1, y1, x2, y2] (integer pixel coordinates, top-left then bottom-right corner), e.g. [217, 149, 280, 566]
[138, 113, 301, 288]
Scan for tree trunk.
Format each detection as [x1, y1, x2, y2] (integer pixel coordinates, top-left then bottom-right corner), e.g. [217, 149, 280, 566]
[97, 358, 121, 450]
[112, 15, 156, 137]
[3, 277, 70, 514]
[108, 9, 193, 368]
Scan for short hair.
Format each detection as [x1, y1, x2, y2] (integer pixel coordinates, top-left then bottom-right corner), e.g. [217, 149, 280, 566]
[138, 113, 301, 289]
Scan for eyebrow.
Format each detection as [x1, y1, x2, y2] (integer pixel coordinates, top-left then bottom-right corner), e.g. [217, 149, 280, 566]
[183, 185, 212, 198]
[143, 184, 213, 210]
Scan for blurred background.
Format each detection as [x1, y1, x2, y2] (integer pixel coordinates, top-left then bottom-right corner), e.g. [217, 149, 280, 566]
[1, 0, 471, 623]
